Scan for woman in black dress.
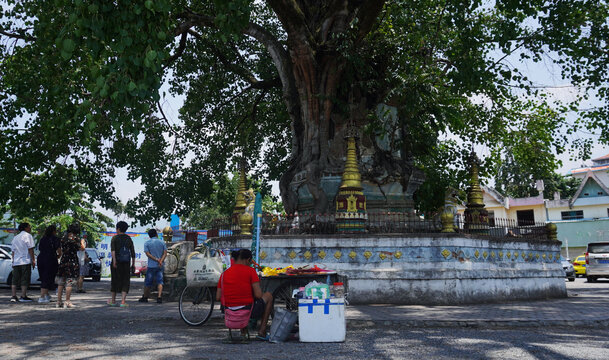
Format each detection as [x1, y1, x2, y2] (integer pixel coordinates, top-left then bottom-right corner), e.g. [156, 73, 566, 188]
[37, 225, 61, 303]
[55, 224, 85, 308]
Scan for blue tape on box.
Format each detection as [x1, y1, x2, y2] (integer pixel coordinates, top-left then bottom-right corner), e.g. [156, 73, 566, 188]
[299, 299, 345, 314]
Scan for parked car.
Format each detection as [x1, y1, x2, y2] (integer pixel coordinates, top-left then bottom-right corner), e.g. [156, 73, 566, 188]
[561, 259, 575, 282]
[0, 244, 12, 254]
[585, 242, 609, 282]
[0, 247, 40, 286]
[133, 264, 147, 278]
[572, 255, 586, 277]
[84, 248, 103, 282]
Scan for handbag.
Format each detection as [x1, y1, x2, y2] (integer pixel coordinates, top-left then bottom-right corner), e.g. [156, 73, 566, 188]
[186, 247, 223, 287]
[269, 307, 298, 343]
[221, 272, 252, 330]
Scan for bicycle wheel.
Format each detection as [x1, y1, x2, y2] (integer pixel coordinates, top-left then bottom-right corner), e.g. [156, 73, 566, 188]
[179, 286, 214, 326]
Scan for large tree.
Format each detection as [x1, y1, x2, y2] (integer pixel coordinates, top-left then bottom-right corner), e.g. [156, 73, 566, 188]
[1, 1, 608, 222]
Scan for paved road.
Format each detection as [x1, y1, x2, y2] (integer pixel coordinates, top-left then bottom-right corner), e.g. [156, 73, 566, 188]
[1, 278, 608, 359]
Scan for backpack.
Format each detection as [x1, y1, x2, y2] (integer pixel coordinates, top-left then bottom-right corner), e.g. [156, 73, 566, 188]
[117, 238, 131, 263]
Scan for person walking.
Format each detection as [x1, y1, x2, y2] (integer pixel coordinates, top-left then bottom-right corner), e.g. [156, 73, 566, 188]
[108, 221, 135, 307]
[10, 223, 36, 302]
[37, 225, 61, 303]
[138, 229, 167, 304]
[55, 224, 85, 308]
[76, 249, 89, 293]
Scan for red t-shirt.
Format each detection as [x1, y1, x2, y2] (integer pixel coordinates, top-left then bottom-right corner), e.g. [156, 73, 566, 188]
[217, 264, 259, 307]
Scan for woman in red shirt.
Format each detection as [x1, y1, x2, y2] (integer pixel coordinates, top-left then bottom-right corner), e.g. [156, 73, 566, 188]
[217, 249, 273, 340]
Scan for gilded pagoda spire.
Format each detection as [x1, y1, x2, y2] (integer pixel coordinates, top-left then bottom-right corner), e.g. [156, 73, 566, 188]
[464, 151, 488, 233]
[233, 160, 247, 216]
[335, 124, 367, 232]
[339, 136, 363, 191]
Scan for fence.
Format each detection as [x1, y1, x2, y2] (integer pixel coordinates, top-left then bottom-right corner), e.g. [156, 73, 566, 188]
[207, 212, 550, 241]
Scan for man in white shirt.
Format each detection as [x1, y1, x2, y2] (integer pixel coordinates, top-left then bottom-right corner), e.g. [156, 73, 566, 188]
[11, 223, 36, 302]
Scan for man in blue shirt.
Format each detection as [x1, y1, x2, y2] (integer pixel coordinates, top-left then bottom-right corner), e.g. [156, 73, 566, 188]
[138, 229, 167, 303]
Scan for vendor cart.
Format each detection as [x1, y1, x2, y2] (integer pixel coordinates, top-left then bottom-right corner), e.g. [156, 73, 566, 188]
[178, 271, 347, 326]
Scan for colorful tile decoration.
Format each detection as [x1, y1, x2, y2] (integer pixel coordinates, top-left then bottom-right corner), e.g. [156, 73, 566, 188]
[252, 245, 559, 265]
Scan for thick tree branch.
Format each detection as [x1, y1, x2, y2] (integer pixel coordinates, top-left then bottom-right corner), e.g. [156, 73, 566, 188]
[354, 0, 386, 41]
[266, 0, 316, 47]
[166, 32, 188, 65]
[0, 28, 35, 41]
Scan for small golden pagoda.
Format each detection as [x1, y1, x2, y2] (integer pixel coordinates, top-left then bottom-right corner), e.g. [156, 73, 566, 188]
[335, 125, 367, 233]
[233, 161, 247, 217]
[464, 151, 488, 233]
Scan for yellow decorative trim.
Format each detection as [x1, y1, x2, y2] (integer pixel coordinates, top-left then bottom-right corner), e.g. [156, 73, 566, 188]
[395, 251, 402, 259]
[535, 253, 540, 260]
[379, 253, 387, 260]
[304, 250, 312, 260]
[521, 252, 526, 259]
[507, 252, 512, 259]
[514, 251, 519, 259]
[363, 251, 372, 260]
[318, 250, 326, 260]
[490, 251, 496, 259]
[498, 251, 504, 259]
[548, 253, 553, 260]
[528, 252, 533, 259]
[348, 251, 357, 260]
[259, 251, 267, 260]
[288, 250, 297, 259]
[474, 250, 480, 258]
[441, 249, 451, 259]
[482, 251, 488, 259]
[334, 251, 342, 260]
[542, 253, 547, 259]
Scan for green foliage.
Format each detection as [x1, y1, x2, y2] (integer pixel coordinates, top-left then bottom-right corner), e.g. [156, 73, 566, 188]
[1, 1, 608, 221]
[11, 190, 113, 246]
[183, 172, 282, 229]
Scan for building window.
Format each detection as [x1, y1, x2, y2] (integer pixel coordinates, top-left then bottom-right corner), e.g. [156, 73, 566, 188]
[561, 210, 584, 220]
[516, 210, 535, 226]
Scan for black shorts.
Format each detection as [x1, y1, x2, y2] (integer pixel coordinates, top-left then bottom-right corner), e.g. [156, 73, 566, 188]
[243, 298, 266, 319]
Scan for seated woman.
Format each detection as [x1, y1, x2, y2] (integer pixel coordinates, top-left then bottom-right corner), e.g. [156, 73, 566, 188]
[216, 249, 273, 341]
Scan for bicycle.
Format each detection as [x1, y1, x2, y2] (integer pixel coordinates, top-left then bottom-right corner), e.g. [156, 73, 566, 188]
[179, 285, 216, 326]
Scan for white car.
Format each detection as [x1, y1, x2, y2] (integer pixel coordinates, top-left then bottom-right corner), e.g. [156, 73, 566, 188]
[0, 248, 40, 286]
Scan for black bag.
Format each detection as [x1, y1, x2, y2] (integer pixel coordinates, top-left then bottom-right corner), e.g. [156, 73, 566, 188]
[117, 238, 131, 263]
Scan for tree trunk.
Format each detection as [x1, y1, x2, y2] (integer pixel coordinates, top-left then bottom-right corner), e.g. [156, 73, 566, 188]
[266, 1, 415, 215]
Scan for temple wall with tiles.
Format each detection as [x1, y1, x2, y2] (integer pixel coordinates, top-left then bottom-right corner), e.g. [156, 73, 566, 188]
[210, 234, 566, 305]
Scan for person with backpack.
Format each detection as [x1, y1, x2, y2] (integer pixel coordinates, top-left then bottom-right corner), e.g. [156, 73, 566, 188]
[108, 221, 135, 307]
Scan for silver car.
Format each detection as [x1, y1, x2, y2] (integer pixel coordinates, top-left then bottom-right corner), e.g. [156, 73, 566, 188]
[586, 242, 609, 282]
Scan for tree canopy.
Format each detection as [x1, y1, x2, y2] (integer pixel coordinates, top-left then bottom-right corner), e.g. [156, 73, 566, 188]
[1, 1, 608, 222]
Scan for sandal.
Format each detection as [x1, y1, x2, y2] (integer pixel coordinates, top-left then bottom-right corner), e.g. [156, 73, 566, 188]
[55, 302, 64, 308]
[107, 299, 117, 306]
[119, 303, 129, 307]
[65, 301, 75, 308]
[255, 333, 270, 341]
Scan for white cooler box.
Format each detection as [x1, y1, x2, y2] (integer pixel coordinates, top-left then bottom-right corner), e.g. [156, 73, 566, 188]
[298, 298, 346, 342]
